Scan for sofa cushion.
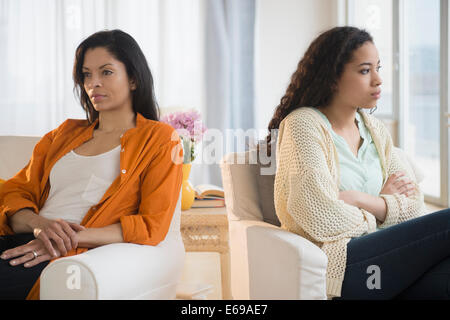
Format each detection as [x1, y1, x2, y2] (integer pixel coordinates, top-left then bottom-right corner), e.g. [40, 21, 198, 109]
[221, 153, 264, 221]
[255, 169, 280, 227]
[254, 141, 280, 227]
[0, 136, 41, 180]
[221, 140, 282, 226]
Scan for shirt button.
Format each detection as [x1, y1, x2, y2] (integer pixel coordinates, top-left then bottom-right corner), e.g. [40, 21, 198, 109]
[122, 169, 126, 174]
[92, 207, 97, 211]
[121, 148, 125, 152]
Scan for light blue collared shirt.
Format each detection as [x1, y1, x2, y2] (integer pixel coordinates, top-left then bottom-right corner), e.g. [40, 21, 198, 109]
[313, 108, 383, 197]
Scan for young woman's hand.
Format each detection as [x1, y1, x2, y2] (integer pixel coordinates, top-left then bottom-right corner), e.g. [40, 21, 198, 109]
[0, 238, 61, 268]
[31, 217, 85, 257]
[381, 172, 416, 197]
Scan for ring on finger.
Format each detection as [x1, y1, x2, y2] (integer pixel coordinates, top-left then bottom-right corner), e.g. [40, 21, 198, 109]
[31, 250, 39, 259]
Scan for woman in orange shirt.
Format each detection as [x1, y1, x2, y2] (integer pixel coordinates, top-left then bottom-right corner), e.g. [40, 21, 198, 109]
[0, 29, 183, 299]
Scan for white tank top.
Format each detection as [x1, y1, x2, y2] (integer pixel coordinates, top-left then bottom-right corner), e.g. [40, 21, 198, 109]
[39, 145, 121, 224]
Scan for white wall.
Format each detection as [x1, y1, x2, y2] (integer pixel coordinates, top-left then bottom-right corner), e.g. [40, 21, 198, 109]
[254, 0, 339, 135]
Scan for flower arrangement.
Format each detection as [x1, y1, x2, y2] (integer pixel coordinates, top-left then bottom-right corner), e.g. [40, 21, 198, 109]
[161, 110, 207, 163]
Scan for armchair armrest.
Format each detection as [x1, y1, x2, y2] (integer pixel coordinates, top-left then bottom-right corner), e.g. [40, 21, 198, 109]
[40, 240, 185, 300]
[230, 220, 327, 300]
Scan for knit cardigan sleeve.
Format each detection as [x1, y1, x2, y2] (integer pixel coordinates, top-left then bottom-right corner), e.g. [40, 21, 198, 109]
[368, 116, 427, 228]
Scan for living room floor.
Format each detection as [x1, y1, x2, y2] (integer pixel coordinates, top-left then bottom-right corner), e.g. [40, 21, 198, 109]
[181, 201, 447, 300]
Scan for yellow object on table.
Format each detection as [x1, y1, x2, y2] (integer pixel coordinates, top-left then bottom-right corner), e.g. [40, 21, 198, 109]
[181, 163, 195, 210]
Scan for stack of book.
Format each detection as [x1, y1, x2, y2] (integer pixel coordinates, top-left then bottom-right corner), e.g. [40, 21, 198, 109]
[192, 184, 225, 208]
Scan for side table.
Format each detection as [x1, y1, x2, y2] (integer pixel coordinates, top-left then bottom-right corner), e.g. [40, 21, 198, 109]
[180, 206, 231, 300]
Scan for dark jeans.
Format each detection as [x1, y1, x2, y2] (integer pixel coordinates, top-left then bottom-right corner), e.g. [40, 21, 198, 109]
[334, 208, 450, 300]
[0, 233, 49, 300]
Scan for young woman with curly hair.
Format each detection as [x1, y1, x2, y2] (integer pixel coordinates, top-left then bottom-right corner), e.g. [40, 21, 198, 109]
[267, 26, 450, 300]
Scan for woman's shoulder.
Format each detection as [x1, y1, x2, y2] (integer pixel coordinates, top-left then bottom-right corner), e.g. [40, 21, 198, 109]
[285, 106, 320, 121]
[44, 118, 90, 140]
[138, 118, 180, 146]
[281, 107, 327, 133]
[54, 116, 180, 147]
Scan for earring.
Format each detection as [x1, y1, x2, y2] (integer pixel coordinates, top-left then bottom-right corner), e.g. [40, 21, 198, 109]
[369, 106, 377, 115]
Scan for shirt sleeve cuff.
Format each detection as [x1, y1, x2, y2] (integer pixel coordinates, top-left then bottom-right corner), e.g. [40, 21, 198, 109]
[377, 194, 399, 229]
[120, 215, 165, 246]
[0, 200, 39, 235]
[1, 196, 39, 218]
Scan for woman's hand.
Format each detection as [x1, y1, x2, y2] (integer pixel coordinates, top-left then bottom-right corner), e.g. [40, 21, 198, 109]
[381, 171, 416, 197]
[0, 238, 61, 268]
[32, 218, 85, 257]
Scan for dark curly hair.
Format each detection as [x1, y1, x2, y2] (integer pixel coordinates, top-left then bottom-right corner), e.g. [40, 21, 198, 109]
[264, 26, 373, 156]
[73, 29, 159, 124]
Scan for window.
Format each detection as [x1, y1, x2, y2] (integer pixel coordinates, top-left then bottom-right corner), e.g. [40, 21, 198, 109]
[403, 0, 441, 199]
[349, 0, 394, 117]
[348, 0, 446, 206]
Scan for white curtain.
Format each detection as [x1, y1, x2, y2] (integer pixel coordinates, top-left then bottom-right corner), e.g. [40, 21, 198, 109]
[0, 0, 205, 137]
[197, 0, 255, 186]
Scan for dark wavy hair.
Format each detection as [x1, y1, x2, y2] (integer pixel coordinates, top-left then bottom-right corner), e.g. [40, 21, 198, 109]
[264, 26, 373, 155]
[73, 29, 159, 123]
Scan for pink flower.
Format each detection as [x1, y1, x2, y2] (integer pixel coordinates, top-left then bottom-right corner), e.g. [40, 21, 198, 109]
[160, 109, 208, 163]
[161, 109, 207, 143]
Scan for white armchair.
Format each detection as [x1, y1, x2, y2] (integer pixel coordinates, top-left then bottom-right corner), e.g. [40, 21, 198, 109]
[220, 147, 424, 300]
[0, 136, 185, 299]
[220, 150, 328, 300]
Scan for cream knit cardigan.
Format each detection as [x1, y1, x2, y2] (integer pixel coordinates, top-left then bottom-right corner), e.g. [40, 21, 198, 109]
[274, 107, 426, 299]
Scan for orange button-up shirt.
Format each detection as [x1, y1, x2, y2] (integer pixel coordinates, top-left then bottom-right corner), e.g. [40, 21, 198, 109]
[0, 112, 183, 299]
